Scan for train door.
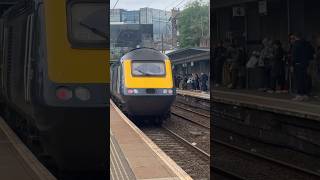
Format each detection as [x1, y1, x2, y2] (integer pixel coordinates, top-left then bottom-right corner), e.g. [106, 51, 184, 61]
[4, 3, 34, 111]
[24, 13, 34, 103]
[0, 19, 4, 100]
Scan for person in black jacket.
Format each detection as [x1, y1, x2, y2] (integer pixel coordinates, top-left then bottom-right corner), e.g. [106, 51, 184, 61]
[213, 41, 227, 87]
[269, 40, 284, 92]
[200, 73, 208, 91]
[227, 41, 241, 89]
[194, 73, 200, 90]
[290, 33, 315, 101]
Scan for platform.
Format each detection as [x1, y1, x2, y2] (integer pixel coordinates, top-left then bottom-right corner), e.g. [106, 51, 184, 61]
[213, 88, 320, 121]
[0, 118, 56, 180]
[176, 89, 210, 100]
[110, 100, 192, 180]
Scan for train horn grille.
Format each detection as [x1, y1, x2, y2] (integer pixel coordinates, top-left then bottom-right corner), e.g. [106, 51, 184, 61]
[146, 89, 155, 94]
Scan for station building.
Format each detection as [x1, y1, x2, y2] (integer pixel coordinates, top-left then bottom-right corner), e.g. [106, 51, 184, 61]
[212, 0, 320, 94]
[110, 8, 172, 42]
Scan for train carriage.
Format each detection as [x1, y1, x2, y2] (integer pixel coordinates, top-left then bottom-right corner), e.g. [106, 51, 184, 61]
[0, 0, 108, 175]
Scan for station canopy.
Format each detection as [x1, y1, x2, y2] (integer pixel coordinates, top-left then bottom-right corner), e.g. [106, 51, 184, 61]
[213, 0, 257, 8]
[166, 48, 209, 64]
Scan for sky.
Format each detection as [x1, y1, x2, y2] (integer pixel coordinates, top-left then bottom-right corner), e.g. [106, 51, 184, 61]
[110, 0, 208, 11]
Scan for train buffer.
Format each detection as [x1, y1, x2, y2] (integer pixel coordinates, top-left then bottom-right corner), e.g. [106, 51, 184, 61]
[0, 117, 56, 180]
[110, 100, 192, 180]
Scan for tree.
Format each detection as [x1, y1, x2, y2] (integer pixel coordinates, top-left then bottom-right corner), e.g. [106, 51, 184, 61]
[177, 0, 209, 48]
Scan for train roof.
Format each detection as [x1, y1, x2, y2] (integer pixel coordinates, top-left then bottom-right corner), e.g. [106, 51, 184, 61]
[119, 48, 169, 62]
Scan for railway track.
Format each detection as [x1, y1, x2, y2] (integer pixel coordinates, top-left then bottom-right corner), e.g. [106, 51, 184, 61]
[212, 167, 246, 180]
[213, 106, 320, 175]
[141, 126, 210, 180]
[213, 139, 320, 180]
[171, 103, 210, 129]
[169, 102, 210, 154]
[174, 99, 210, 113]
[173, 104, 210, 118]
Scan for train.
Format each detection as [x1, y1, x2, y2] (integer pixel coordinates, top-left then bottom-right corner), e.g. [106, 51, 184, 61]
[110, 48, 176, 124]
[0, 0, 108, 176]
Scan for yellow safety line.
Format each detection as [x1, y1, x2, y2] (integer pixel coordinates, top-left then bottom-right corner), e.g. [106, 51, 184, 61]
[177, 89, 210, 100]
[110, 147, 120, 180]
[110, 137, 131, 180]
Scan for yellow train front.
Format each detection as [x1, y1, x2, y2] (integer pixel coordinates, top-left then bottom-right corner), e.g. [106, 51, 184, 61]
[111, 48, 175, 124]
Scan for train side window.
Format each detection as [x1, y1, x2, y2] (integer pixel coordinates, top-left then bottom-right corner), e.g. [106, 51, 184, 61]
[113, 64, 118, 94]
[117, 65, 121, 94]
[112, 65, 117, 93]
[110, 66, 113, 89]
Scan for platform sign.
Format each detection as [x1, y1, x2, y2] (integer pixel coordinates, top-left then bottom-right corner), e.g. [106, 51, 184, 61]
[259, 0, 267, 15]
[232, 7, 245, 17]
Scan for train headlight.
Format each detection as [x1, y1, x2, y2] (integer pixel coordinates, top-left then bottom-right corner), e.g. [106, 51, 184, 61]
[127, 89, 134, 94]
[56, 87, 72, 101]
[133, 89, 139, 94]
[163, 89, 168, 94]
[168, 89, 173, 94]
[75, 87, 91, 101]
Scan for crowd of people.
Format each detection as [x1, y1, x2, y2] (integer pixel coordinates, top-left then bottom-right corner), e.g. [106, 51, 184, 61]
[213, 32, 320, 101]
[174, 73, 209, 92]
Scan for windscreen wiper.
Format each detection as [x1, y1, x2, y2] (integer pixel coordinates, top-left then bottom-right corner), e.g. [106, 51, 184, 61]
[136, 69, 152, 76]
[79, 21, 107, 39]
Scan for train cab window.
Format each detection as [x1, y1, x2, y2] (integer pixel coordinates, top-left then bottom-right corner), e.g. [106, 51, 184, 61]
[67, 1, 107, 48]
[131, 61, 165, 76]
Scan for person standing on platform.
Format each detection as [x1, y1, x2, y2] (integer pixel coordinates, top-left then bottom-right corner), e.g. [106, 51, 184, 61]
[187, 74, 194, 90]
[200, 73, 208, 91]
[291, 32, 315, 101]
[227, 40, 240, 89]
[313, 36, 320, 94]
[181, 76, 188, 90]
[194, 73, 200, 90]
[238, 47, 247, 89]
[260, 38, 274, 91]
[269, 40, 284, 93]
[222, 41, 232, 86]
[213, 41, 227, 87]
[173, 74, 178, 88]
[284, 33, 295, 93]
